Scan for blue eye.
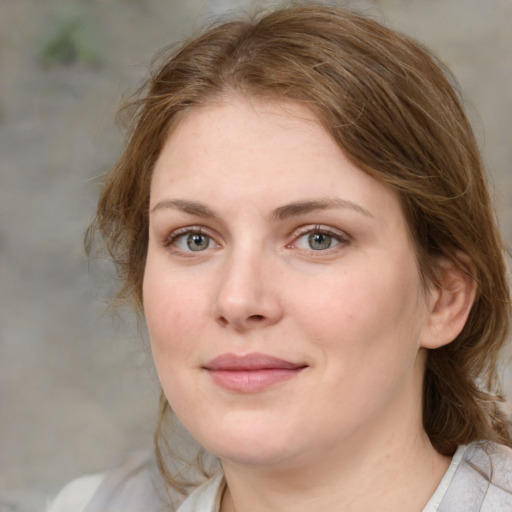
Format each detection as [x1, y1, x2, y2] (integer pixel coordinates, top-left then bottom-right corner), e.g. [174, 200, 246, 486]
[308, 232, 334, 250]
[186, 233, 211, 251]
[172, 231, 214, 252]
[294, 229, 343, 251]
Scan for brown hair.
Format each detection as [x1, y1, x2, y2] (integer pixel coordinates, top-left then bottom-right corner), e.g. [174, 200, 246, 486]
[88, 3, 511, 486]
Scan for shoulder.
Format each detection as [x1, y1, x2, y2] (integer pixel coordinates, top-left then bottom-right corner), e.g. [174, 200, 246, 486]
[47, 451, 186, 512]
[176, 471, 225, 512]
[47, 473, 106, 512]
[465, 441, 512, 492]
[439, 441, 512, 511]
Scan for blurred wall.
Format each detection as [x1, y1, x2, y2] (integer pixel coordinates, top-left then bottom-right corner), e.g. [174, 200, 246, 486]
[1, 1, 511, 511]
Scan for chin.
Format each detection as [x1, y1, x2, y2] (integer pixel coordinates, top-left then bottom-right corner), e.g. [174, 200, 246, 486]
[191, 419, 309, 469]
[208, 434, 351, 474]
[211, 441, 297, 469]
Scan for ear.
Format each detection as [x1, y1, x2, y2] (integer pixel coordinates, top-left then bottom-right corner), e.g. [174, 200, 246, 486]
[421, 255, 477, 349]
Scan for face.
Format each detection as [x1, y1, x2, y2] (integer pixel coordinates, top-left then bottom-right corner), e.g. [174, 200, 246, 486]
[144, 97, 434, 471]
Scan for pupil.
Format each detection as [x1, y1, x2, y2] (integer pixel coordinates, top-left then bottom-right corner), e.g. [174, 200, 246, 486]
[187, 233, 208, 251]
[309, 232, 331, 250]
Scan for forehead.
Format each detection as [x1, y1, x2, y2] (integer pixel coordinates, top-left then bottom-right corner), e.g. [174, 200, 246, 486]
[150, 96, 402, 222]
[160, 96, 323, 164]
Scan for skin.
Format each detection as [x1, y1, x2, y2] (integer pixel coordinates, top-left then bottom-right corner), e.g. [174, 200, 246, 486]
[143, 96, 474, 511]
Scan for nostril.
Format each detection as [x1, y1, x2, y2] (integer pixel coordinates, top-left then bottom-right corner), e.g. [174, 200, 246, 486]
[248, 315, 265, 321]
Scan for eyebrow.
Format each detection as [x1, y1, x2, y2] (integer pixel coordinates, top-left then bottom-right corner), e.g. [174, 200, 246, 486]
[151, 199, 218, 218]
[150, 197, 373, 220]
[271, 198, 373, 220]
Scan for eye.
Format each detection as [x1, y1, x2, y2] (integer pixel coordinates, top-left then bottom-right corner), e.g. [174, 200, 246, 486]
[167, 229, 216, 252]
[183, 233, 212, 251]
[306, 232, 337, 250]
[292, 227, 347, 251]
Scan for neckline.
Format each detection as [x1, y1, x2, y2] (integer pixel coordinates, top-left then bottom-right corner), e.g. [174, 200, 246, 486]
[177, 445, 470, 512]
[420, 444, 468, 512]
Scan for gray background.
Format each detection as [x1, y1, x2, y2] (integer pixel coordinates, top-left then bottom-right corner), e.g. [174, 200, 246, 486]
[1, 1, 511, 511]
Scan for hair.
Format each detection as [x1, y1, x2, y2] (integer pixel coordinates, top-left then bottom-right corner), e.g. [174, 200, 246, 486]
[87, 2, 511, 489]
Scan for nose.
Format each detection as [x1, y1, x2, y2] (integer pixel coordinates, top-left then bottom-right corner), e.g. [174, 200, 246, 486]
[212, 248, 283, 331]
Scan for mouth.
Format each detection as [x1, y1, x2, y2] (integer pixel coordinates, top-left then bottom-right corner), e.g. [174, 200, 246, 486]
[202, 353, 308, 393]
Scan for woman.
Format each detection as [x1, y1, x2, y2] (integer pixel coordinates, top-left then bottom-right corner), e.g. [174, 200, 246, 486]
[50, 4, 512, 511]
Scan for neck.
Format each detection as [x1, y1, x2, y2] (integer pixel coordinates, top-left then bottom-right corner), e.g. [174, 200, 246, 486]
[221, 434, 449, 512]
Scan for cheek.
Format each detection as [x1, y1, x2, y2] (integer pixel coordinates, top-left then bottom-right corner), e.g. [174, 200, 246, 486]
[143, 270, 211, 413]
[293, 263, 426, 358]
[143, 265, 209, 365]
[294, 265, 427, 423]
[293, 270, 374, 333]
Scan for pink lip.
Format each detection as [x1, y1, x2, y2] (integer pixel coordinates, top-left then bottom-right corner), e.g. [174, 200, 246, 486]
[203, 353, 307, 392]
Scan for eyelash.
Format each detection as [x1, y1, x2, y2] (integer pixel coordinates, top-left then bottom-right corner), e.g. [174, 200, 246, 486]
[163, 226, 218, 252]
[163, 224, 350, 255]
[289, 225, 350, 252]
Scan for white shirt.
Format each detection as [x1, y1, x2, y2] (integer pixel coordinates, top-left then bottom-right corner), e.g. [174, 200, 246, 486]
[48, 442, 512, 511]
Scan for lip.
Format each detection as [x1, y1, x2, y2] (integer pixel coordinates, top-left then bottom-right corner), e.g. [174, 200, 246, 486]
[203, 353, 307, 392]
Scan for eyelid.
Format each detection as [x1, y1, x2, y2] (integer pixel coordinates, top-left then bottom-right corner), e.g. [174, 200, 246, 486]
[161, 224, 349, 253]
[287, 224, 351, 250]
[163, 225, 220, 250]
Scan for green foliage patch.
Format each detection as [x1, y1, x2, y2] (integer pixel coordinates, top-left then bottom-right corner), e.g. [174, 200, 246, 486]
[39, 5, 104, 68]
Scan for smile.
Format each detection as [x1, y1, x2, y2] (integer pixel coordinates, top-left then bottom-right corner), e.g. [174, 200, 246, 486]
[202, 353, 308, 393]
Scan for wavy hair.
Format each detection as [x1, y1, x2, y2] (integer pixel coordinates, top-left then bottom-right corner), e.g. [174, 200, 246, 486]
[87, 3, 511, 489]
